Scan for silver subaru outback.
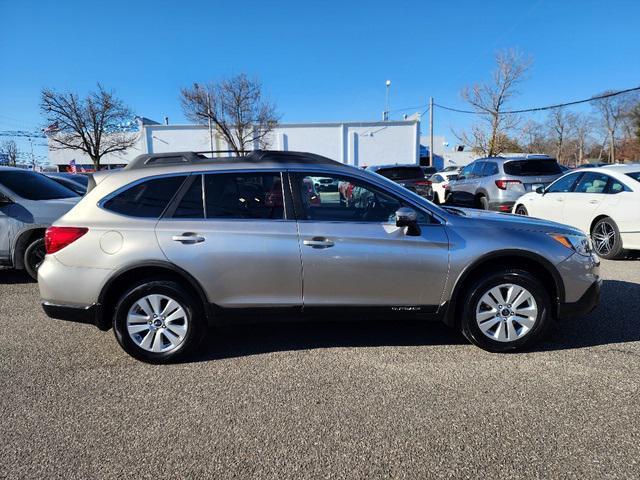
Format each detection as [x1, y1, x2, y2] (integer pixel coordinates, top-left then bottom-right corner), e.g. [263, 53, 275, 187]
[38, 150, 600, 363]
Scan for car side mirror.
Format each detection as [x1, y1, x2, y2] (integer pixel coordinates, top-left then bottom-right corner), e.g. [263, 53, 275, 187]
[0, 193, 13, 205]
[395, 207, 421, 236]
[535, 186, 545, 195]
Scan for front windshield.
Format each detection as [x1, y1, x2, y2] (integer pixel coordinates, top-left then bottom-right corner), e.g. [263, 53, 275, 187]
[0, 171, 79, 200]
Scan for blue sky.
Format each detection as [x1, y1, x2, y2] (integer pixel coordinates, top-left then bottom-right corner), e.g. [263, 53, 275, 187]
[1, 0, 639, 161]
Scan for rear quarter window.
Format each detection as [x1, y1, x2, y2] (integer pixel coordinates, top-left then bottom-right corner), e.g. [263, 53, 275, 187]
[102, 176, 186, 218]
[503, 159, 562, 176]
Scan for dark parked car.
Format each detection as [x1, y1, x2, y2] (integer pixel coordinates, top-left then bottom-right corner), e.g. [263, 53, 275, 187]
[366, 164, 431, 198]
[46, 173, 89, 195]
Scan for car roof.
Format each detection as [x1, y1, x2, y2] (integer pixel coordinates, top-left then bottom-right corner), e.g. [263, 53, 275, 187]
[578, 164, 640, 174]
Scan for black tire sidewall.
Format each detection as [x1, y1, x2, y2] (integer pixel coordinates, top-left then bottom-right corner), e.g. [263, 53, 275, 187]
[461, 270, 552, 352]
[113, 280, 203, 363]
[515, 205, 528, 216]
[592, 217, 624, 260]
[24, 237, 45, 281]
[479, 195, 489, 210]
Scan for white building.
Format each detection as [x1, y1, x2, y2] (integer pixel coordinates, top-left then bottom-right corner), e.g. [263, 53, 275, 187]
[49, 118, 422, 171]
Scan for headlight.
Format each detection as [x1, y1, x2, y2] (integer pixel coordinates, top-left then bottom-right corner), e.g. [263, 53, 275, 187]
[549, 233, 593, 256]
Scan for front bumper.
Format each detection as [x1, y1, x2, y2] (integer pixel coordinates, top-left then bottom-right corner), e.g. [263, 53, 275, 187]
[557, 278, 601, 319]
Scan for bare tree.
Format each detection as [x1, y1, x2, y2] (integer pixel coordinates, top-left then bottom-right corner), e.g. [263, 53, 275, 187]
[40, 84, 137, 169]
[592, 91, 634, 163]
[180, 73, 279, 156]
[519, 120, 549, 154]
[567, 113, 593, 165]
[457, 49, 532, 156]
[0, 140, 18, 166]
[547, 108, 575, 164]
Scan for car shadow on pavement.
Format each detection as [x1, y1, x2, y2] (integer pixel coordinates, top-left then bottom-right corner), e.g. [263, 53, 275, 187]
[540, 279, 640, 352]
[193, 318, 465, 362]
[192, 278, 640, 361]
[0, 269, 34, 284]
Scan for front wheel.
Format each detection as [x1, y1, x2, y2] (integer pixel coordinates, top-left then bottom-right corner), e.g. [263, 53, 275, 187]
[591, 217, 624, 259]
[460, 269, 553, 352]
[113, 279, 204, 363]
[24, 237, 46, 280]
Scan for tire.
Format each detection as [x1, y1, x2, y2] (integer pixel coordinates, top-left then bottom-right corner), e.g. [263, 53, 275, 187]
[478, 195, 489, 210]
[433, 192, 441, 205]
[113, 279, 205, 363]
[514, 205, 528, 216]
[591, 217, 624, 260]
[23, 237, 46, 281]
[460, 269, 553, 353]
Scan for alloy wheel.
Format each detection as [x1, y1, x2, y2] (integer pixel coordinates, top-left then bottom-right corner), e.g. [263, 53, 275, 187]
[475, 283, 538, 343]
[126, 294, 189, 353]
[592, 221, 616, 256]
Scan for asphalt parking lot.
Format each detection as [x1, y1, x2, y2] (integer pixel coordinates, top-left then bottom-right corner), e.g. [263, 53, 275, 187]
[1, 260, 639, 479]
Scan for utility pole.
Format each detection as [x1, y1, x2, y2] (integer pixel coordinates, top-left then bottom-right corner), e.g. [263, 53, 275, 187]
[383, 80, 391, 121]
[195, 83, 215, 156]
[429, 97, 434, 167]
[29, 137, 35, 170]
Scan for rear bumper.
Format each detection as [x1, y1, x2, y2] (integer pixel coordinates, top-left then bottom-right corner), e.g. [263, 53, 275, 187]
[42, 302, 109, 330]
[488, 201, 515, 212]
[557, 279, 601, 319]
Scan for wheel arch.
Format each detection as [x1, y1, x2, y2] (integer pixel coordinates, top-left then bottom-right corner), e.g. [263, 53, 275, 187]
[12, 227, 47, 269]
[96, 261, 213, 331]
[443, 249, 564, 328]
[589, 214, 611, 234]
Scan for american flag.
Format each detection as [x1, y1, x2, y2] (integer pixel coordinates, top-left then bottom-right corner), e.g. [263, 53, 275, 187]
[43, 122, 59, 134]
[68, 159, 77, 174]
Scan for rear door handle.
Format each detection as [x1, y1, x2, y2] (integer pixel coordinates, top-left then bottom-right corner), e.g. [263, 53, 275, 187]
[172, 232, 205, 244]
[303, 237, 335, 249]
[589, 199, 599, 204]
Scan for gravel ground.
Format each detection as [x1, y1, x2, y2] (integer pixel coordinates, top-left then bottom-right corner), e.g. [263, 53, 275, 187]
[0, 259, 639, 479]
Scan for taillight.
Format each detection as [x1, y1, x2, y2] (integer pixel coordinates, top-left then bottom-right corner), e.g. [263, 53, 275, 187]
[45, 227, 89, 254]
[414, 180, 431, 186]
[495, 179, 523, 190]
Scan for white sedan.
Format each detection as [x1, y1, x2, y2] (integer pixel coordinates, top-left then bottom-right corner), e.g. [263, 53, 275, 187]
[512, 164, 640, 259]
[427, 172, 459, 204]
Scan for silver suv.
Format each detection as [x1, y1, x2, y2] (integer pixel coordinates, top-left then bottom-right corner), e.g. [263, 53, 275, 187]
[39, 150, 600, 363]
[447, 155, 564, 212]
[0, 167, 80, 279]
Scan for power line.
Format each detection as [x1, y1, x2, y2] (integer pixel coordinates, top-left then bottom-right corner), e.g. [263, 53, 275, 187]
[434, 85, 640, 115]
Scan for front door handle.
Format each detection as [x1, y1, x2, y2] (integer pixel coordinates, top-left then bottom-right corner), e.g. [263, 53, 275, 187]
[172, 232, 205, 244]
[303, 237, 335, 249]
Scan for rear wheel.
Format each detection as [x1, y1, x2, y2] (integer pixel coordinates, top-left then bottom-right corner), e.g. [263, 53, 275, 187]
[460, 269, 553, 352]
[591, 217, 624, 259]
[433, 192, 441, 204]
[514, 205, 528, 216]
[113, 279, 204, 363]
[24, 237, 46, 280]
[478, 195, 489, 210]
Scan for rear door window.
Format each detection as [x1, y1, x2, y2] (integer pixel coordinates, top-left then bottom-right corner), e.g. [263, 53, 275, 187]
[471, 162, 485, 178]
[482, 162, 499, 176]
[102, 176, 185, 217]
[173, 176, 204, 218]
[503, 159, 562, 176]
[204, 173, 284, 220]
[574, 172, 610, 194]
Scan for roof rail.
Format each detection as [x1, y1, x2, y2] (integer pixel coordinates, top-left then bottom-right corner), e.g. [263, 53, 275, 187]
[124, 149, 344, 171]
